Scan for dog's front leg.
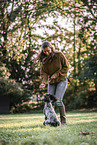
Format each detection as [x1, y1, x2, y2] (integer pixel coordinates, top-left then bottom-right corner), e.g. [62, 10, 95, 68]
[43, 108, 48, 121]
[43, 120, 50, 126]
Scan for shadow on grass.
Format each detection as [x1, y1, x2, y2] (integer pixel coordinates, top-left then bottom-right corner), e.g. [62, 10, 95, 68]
[0, 111, 97, 145]
[0, 120, 97, 145]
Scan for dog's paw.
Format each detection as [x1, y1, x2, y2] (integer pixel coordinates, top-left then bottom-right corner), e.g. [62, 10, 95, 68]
[43, 121, 46, 126]
[43, 121, 50, 126]
[51, 121, 61, 127]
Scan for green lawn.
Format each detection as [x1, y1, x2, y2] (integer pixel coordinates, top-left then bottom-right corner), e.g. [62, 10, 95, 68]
[0, 112, 97, 145]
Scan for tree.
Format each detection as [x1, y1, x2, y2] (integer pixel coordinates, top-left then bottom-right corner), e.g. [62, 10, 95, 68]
[1, 0, 97, 111]
[78, 0, 97, 92]
[65, 0, 97, 109]
[0, 78, 32, 111]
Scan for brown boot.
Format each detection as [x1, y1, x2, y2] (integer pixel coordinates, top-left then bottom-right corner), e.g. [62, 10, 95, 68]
[58, 106, 67, 125]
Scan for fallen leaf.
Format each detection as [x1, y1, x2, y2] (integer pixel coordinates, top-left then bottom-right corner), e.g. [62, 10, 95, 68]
[79, 131, 96, 136]
[79, 131, 89, 135]
[80, 142, 89, 145]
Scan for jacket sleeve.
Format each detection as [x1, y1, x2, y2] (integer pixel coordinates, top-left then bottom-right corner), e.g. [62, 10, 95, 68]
[40, 65, 48, 84]
[52, 52, 69, 78]
[59, 52, 69, 76]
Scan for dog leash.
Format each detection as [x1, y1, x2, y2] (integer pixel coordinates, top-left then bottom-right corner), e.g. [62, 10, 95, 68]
[67, 77, 73, 86]
[67, 78, 71, 83]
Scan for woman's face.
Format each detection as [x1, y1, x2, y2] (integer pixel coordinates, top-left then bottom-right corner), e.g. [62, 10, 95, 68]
[43, 47, 52, 56]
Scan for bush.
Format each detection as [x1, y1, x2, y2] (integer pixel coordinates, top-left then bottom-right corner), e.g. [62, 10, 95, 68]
[0, 78, 32, 112]
[64, 82, 97, 110]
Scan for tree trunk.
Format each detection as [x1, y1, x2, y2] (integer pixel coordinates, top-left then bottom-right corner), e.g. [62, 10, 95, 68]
[94, 80, 97, 94]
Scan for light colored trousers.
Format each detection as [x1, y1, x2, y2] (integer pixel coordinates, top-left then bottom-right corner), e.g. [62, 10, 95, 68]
[48, 77, 68, 106]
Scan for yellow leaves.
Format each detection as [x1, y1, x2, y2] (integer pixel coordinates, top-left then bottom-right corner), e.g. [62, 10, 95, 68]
[56, 0, 69, 7]
[8, 88, 15, 93]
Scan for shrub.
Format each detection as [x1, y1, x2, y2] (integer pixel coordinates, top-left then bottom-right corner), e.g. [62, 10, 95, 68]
[0, 78, 32, 112]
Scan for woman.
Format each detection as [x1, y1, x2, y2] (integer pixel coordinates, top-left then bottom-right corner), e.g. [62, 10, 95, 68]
[38, 41, 69, 125]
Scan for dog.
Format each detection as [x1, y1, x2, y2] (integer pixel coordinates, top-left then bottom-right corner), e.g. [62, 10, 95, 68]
[43, 94, 61, 127]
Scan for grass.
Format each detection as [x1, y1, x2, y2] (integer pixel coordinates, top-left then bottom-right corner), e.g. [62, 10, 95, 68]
[0, 111, 97, 145]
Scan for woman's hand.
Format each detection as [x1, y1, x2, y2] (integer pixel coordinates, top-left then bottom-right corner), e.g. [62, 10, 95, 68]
[51, 73, 59, 79]
[39, 83, 46, 89]
[51, 74, 56, 79]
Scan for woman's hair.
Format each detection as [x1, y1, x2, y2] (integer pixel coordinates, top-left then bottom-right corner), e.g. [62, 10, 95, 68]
[41, 41, 55, 52]
[38, 41, 56, 62]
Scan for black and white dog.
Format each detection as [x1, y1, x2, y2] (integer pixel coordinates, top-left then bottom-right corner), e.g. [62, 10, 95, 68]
[43, 94, 61, 127]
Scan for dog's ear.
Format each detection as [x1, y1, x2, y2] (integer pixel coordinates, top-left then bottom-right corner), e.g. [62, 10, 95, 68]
[49, 94, 57, 102]
[43, 94, 50, 102]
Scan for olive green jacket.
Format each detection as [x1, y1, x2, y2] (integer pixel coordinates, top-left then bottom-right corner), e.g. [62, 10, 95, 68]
[40, 51, 69, 84]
